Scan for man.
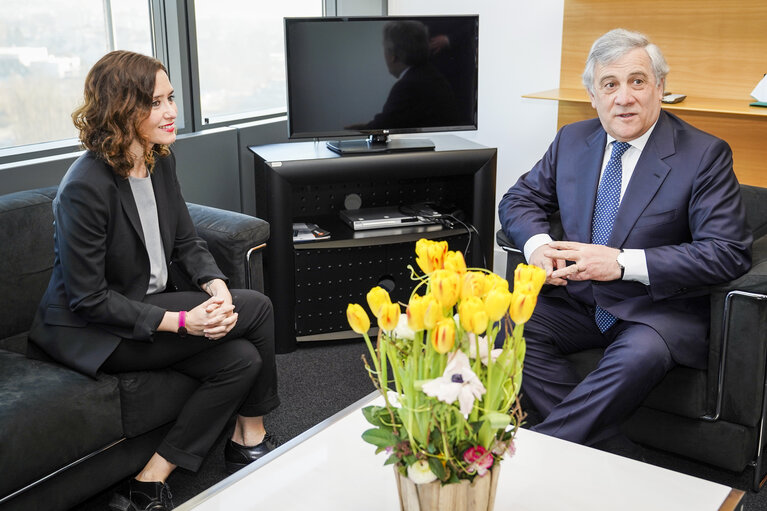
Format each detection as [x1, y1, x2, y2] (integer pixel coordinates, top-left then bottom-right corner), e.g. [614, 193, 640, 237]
[498, 29, 752, 451]
[361, 20, 460, 130]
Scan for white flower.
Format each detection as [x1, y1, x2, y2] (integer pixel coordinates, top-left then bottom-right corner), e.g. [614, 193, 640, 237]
[407, 460, 438, 484]
[393, 313, 415, 341]
[467, 333, 502, 366]
[421, 351, 486, 417]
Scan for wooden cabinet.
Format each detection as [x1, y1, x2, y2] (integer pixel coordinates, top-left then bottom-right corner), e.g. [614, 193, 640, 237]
[525, 0, 767, 186]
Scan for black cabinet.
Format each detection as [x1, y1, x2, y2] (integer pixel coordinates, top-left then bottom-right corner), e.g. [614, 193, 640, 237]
[250, 135, 497, 353]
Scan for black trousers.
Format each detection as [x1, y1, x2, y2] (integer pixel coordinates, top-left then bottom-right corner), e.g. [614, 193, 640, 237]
[101, 289, 280, 471]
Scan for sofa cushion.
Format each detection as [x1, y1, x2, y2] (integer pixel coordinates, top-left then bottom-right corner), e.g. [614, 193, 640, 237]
[0, 349, 122, 499]
[117, 369, 200, 438]
[0, 187, 57, 341]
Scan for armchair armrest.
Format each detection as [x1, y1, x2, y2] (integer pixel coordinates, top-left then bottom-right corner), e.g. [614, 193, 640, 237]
[706, 234, 767, 425]
[496, 229, 526, 283]
[187, 203, 270, 292]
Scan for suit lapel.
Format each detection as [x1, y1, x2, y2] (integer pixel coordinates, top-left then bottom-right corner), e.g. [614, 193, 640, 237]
[574, 127, 607, 242]
[117, 175, 145, 247]
[611, 111, 674, 247]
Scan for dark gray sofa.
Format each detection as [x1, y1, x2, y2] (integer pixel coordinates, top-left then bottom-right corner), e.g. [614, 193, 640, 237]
[497, 183, 767, 489]
[0, 186, 269, 510]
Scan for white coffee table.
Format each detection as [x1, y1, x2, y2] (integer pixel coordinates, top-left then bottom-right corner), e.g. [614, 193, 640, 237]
[177, 392, 743, 511]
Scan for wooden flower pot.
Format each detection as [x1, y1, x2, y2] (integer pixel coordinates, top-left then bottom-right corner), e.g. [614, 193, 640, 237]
[394, 466, 501, 511]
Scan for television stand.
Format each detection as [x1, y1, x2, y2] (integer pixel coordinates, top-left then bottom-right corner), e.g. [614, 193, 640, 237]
[326, 137, 435, 155]
[250, 135, 496, 353]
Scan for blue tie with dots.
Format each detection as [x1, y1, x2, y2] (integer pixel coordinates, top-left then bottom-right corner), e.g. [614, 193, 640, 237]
[591, 141, 630, 332]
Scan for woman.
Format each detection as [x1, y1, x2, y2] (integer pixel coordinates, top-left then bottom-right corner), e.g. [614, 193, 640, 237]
[29, 51, 279, 511]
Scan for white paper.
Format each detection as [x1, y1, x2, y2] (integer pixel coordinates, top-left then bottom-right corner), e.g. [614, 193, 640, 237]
[751, 74, 767, 102]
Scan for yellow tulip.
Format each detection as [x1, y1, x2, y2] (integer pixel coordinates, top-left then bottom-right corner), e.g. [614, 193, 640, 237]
[461, 271, 487, 300]
[432, 317, 456, 353]
[378, 301, 400, 332]
[444, 250, 467, 275]
[484, 287, 512, 322]
[415, 238, 448, 274]
[430, 269, 461, 308]
[458, 297, 488, 334]
[406, 294, 427, 331]
[423, 294, 444, 329]
[485, 272, 510, 294]
[346, 303, 370, 334]
[366, 286, 391, 318]
[514, 263, 546, 295]
[509, 285, 538, 325]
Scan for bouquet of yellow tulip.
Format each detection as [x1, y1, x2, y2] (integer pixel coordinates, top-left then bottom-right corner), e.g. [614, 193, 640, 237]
[346, 238, 546, 485]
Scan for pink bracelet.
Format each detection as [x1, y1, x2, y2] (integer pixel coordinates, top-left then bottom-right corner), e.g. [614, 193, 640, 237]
[178, 310, 188, 337]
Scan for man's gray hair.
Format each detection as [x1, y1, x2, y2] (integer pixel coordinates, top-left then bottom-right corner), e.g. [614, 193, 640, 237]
[582, 28, 669, 95]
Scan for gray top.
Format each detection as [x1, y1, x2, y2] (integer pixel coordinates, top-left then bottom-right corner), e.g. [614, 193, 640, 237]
[129, 175, 168, 294]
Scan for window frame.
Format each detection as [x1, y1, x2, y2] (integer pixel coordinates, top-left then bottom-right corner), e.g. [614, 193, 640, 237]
[0, 0, 381, 165]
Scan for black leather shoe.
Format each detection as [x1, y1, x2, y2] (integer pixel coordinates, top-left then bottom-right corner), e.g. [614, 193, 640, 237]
[109, 479, 174, 511]
[224, 432, 279, 473]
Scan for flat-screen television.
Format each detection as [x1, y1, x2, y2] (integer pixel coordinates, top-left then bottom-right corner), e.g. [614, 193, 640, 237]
[284, 15, 479, 154]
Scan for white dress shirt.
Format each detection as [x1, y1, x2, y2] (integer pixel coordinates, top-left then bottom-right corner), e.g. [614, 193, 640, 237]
[522, 122, 658, 285]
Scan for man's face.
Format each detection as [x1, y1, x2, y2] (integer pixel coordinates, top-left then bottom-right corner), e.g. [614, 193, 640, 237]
[589, 47, 663, 142]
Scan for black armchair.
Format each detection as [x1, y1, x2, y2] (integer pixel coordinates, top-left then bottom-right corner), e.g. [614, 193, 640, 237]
[496, 184, 767, 489]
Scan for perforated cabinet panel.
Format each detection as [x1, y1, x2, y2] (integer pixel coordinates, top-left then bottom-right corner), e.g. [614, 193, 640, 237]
[294, 234, 470, 336]
[291, 176, 471, 218]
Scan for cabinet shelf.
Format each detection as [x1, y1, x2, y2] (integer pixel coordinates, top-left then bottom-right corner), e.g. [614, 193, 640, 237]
[523, 88, 767, 118]
[293, 214, 466, 250]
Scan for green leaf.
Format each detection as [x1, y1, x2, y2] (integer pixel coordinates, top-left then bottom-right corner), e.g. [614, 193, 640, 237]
[384, 453, 400, 465]
[428, 456, 447, 481]
[362, 405, 388, 427]
[362, 428, 398, 448]
[482, 411, 511, 430]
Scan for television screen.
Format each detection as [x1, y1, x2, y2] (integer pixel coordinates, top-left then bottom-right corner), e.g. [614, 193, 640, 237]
[284, 15, 478, 145]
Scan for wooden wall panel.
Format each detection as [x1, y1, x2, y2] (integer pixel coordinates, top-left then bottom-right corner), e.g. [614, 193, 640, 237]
[550, 0, 767, 186]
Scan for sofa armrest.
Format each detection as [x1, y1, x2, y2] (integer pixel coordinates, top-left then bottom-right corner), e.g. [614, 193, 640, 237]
[186, 203, 269, 292]
[706, 234, 767, 425]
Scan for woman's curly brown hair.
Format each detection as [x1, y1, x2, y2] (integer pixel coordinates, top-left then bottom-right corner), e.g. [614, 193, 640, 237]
[72, 51, 171, 178]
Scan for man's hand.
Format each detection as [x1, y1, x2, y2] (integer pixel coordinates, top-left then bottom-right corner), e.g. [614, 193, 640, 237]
[544, 241, 622, 282]
[529, 244, 569, 286]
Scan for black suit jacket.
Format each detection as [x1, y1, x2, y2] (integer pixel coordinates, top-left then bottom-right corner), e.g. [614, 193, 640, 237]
[29, 150, 226, 377]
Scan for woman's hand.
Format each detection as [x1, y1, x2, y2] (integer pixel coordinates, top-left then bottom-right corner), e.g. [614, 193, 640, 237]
[187, 296, 237, 340]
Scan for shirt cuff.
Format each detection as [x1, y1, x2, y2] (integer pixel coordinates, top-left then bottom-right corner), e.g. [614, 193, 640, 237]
[523, 234, 554, 263]
[623, 248, 650, 285]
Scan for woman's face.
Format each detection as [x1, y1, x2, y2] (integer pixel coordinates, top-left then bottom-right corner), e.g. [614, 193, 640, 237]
[137, 70, 177, 147]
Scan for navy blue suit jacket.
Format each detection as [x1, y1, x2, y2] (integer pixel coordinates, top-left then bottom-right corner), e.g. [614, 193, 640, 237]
[499, 110, 752, 369]
[29, 150, 226, 377]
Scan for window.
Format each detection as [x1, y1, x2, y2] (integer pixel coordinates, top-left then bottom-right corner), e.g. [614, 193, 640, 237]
[193, 0, 322, 125]
[0, 0, 153, 150]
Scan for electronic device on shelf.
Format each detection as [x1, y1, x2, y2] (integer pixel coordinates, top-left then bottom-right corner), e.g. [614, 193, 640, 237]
[339, 205, 441, 231]
[284, 15, 479, 155]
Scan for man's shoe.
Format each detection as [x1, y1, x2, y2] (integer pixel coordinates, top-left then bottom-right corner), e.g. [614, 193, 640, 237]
[224, 432, 279, 473]
[109, 479, 174, 511]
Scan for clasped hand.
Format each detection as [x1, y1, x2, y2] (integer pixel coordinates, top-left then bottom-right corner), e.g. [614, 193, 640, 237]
[530, 241, 621, 286]
[185, 295, 238, 340]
